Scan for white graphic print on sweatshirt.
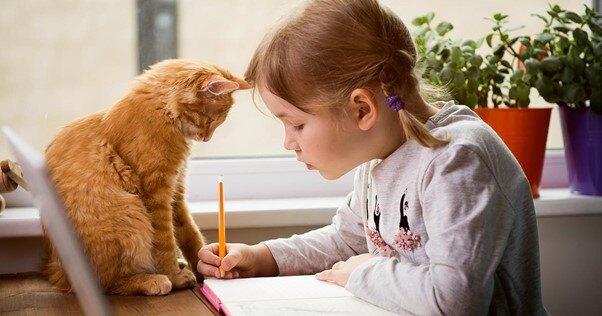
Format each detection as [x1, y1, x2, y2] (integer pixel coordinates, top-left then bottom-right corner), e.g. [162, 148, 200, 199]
[364, 173, 421, 258]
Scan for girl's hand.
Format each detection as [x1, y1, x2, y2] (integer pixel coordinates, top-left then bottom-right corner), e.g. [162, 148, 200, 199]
[197, 243, 278, 279]
[315, 253, 376, 287]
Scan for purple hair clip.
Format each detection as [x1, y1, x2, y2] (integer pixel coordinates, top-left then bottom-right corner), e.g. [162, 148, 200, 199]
[386, 95, 405, 111]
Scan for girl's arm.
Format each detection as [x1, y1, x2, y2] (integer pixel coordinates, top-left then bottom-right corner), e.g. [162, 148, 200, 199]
[261, 168, 368, 275]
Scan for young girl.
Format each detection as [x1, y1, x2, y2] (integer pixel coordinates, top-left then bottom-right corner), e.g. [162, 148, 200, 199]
[197, 0, 546, 314]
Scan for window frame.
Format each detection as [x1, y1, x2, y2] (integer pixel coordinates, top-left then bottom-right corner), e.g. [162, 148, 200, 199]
[186, 149, 568, 202]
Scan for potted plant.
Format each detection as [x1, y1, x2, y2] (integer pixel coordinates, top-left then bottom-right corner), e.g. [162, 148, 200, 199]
[503, 5, 602, 195]
[413, 13, 552, 198]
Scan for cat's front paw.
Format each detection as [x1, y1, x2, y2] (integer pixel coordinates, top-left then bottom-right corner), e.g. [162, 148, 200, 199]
[140, 274, 172, 296]
[177, 258, 188, 270]
[169, 268, 197, 290]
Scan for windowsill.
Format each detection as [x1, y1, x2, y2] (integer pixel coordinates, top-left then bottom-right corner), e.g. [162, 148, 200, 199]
[1, 189, 601, 238]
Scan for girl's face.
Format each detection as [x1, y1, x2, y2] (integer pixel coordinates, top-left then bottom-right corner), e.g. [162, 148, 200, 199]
[259, 87, 366, 180]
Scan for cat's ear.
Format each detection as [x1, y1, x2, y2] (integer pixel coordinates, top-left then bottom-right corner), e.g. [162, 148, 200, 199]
[232, 76, 252, 90]
[201, 75, 239, 96]
[201, 75, 252, 95]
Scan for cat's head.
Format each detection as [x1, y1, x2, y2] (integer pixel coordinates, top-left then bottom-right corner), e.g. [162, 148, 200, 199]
[136, 59, 251, 142]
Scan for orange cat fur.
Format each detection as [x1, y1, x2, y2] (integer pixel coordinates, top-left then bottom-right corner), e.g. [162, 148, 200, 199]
[44, 59, 250, 295]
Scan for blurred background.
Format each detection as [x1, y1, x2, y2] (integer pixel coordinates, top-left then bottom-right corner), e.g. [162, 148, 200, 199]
[0, 0, 593, 160]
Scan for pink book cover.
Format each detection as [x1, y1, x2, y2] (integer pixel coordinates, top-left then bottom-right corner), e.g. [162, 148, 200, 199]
[200, 283, 231, 316]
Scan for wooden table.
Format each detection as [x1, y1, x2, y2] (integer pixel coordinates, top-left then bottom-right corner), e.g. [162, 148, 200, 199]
[0, 273, 220, 316]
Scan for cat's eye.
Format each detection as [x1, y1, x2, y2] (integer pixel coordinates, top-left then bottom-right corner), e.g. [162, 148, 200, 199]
[293, 124, 304, 131]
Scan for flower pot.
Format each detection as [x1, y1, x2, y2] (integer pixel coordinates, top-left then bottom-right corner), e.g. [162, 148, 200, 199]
[474, 108, 552, 198]
[558, 107, 602, 196]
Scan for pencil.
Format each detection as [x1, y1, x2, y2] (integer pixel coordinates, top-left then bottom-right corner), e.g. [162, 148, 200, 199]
[218, 175, 226, 277]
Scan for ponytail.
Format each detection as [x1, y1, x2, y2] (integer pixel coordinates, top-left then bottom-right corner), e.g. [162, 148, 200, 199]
[379, 53, 449, 149]
[397, 110, 449, 148]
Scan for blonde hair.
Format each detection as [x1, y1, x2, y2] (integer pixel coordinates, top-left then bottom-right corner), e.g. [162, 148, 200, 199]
[246, 0, 448, 148]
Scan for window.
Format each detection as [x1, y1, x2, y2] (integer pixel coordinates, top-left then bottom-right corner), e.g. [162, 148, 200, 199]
[0, 0, 594, 202]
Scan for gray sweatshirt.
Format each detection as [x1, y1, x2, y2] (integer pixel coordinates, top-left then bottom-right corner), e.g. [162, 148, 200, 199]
[263, 102, 546, 315]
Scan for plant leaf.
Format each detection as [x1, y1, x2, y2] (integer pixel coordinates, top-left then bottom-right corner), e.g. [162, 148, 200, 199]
[412, 16, 427, 26]
[440, 67, 453, 83]
[562, 11, 582, 23]
[524, 58, 541, 73]
[532, 14, 549, 24]
[436, 21, 454, 36]
[519, 38, 532, 47]
[511, 69, 525, 81]
[535, 33, 554, 44]
[553, 26, 571, 33]
[594, 42, 602, 58]
[426, 12, 435, 23]
[541, 56, 563, 73]
[573, 28, 590, 46]
[590, 89, 602, 115]
[587, 19, 602, 36]
[563, 83, 586, 104]
[559, 67, 575, 83]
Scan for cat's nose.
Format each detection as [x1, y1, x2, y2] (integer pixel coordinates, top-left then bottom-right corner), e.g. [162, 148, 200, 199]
[203, 135, 212, 142]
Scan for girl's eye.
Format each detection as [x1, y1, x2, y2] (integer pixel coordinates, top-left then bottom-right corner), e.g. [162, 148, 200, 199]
[293, 124, 304, 131]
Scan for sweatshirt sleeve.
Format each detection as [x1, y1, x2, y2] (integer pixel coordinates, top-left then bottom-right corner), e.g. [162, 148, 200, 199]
[262, 168, 368, 275]
[346, 145, 517, 315]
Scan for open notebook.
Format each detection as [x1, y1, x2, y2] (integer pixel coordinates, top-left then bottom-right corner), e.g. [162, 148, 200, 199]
[201, 275, 397, 315]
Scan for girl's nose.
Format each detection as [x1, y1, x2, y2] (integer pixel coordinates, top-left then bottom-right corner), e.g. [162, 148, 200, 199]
[283, 133, 299, 151]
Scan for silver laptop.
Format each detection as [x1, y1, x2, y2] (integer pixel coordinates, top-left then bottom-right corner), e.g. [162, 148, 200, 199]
[3, 127, 112, 316]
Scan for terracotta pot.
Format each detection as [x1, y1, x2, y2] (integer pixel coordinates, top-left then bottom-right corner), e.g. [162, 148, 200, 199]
[474, 108, 552, 198]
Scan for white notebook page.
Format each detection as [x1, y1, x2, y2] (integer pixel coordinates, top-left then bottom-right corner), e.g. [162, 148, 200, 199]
[204, 275, 353, 302]
[203, 275, 399, 315]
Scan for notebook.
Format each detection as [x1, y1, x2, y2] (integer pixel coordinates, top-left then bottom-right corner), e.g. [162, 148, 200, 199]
[200, 275, 398, 315]
[3, 127, 112, 316]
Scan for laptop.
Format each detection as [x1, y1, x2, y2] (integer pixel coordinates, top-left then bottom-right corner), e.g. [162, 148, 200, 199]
[3, 127, 112, 316]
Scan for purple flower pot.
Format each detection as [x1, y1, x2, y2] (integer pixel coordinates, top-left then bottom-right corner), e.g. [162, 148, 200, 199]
[558, 107, 602, 196]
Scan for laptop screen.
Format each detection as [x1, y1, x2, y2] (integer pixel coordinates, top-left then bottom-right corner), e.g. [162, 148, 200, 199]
[3, 127, 112, 316]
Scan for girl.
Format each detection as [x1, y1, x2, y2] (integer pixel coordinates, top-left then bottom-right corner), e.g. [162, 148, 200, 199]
[197, 0, 546, 314]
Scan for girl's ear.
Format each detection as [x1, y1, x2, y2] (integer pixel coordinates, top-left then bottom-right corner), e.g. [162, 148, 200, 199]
[349, 88, 378, 131]
[201, 75, 242, 95]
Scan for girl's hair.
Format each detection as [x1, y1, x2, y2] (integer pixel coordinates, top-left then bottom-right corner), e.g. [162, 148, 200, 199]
[246, 0, 448, 148]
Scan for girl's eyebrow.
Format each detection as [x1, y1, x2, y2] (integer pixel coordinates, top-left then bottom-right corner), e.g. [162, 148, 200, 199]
[274, 113, 291, 119]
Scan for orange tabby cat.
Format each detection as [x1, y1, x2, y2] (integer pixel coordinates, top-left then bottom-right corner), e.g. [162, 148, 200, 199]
[44, 59, 250, 295]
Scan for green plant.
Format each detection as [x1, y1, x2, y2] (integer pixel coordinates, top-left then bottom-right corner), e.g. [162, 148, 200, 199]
[484, 14, 533, 108]
[413, 13, 531, 109]
[496, 4, 602, 114]
[413, 13, 483, 109]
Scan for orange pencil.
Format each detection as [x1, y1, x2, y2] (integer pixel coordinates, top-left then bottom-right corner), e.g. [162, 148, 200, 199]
[218, 175, 226, 277]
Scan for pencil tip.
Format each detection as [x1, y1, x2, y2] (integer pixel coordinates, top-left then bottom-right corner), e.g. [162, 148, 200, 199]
[218, 174, 223, 182]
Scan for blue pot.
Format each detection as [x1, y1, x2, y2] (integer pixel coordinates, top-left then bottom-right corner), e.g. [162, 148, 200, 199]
[559, 107, 602, 196]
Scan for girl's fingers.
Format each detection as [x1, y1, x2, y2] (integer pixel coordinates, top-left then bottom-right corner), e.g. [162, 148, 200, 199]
[221, 250, 243, 272]
[198, 264, 236, 279]
[315, 269, 332, 281]
[316, 269, 345, 287]
[198, 243, 221, 266]
[220, 270, 240, 279]
[332, 261, 344, 270]
[198, 243, 219, 257]
[197, 261, 220, 278]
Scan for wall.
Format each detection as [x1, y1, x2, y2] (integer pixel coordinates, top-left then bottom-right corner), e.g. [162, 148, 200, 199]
[1, 0, 591, 160]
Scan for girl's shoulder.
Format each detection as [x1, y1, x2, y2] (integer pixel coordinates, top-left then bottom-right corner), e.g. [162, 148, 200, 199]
[420, 102, 528, 196]
[426, 102, 506, 156]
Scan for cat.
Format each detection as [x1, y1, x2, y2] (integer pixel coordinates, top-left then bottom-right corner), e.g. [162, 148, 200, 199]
[44, 59, 250, 295]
